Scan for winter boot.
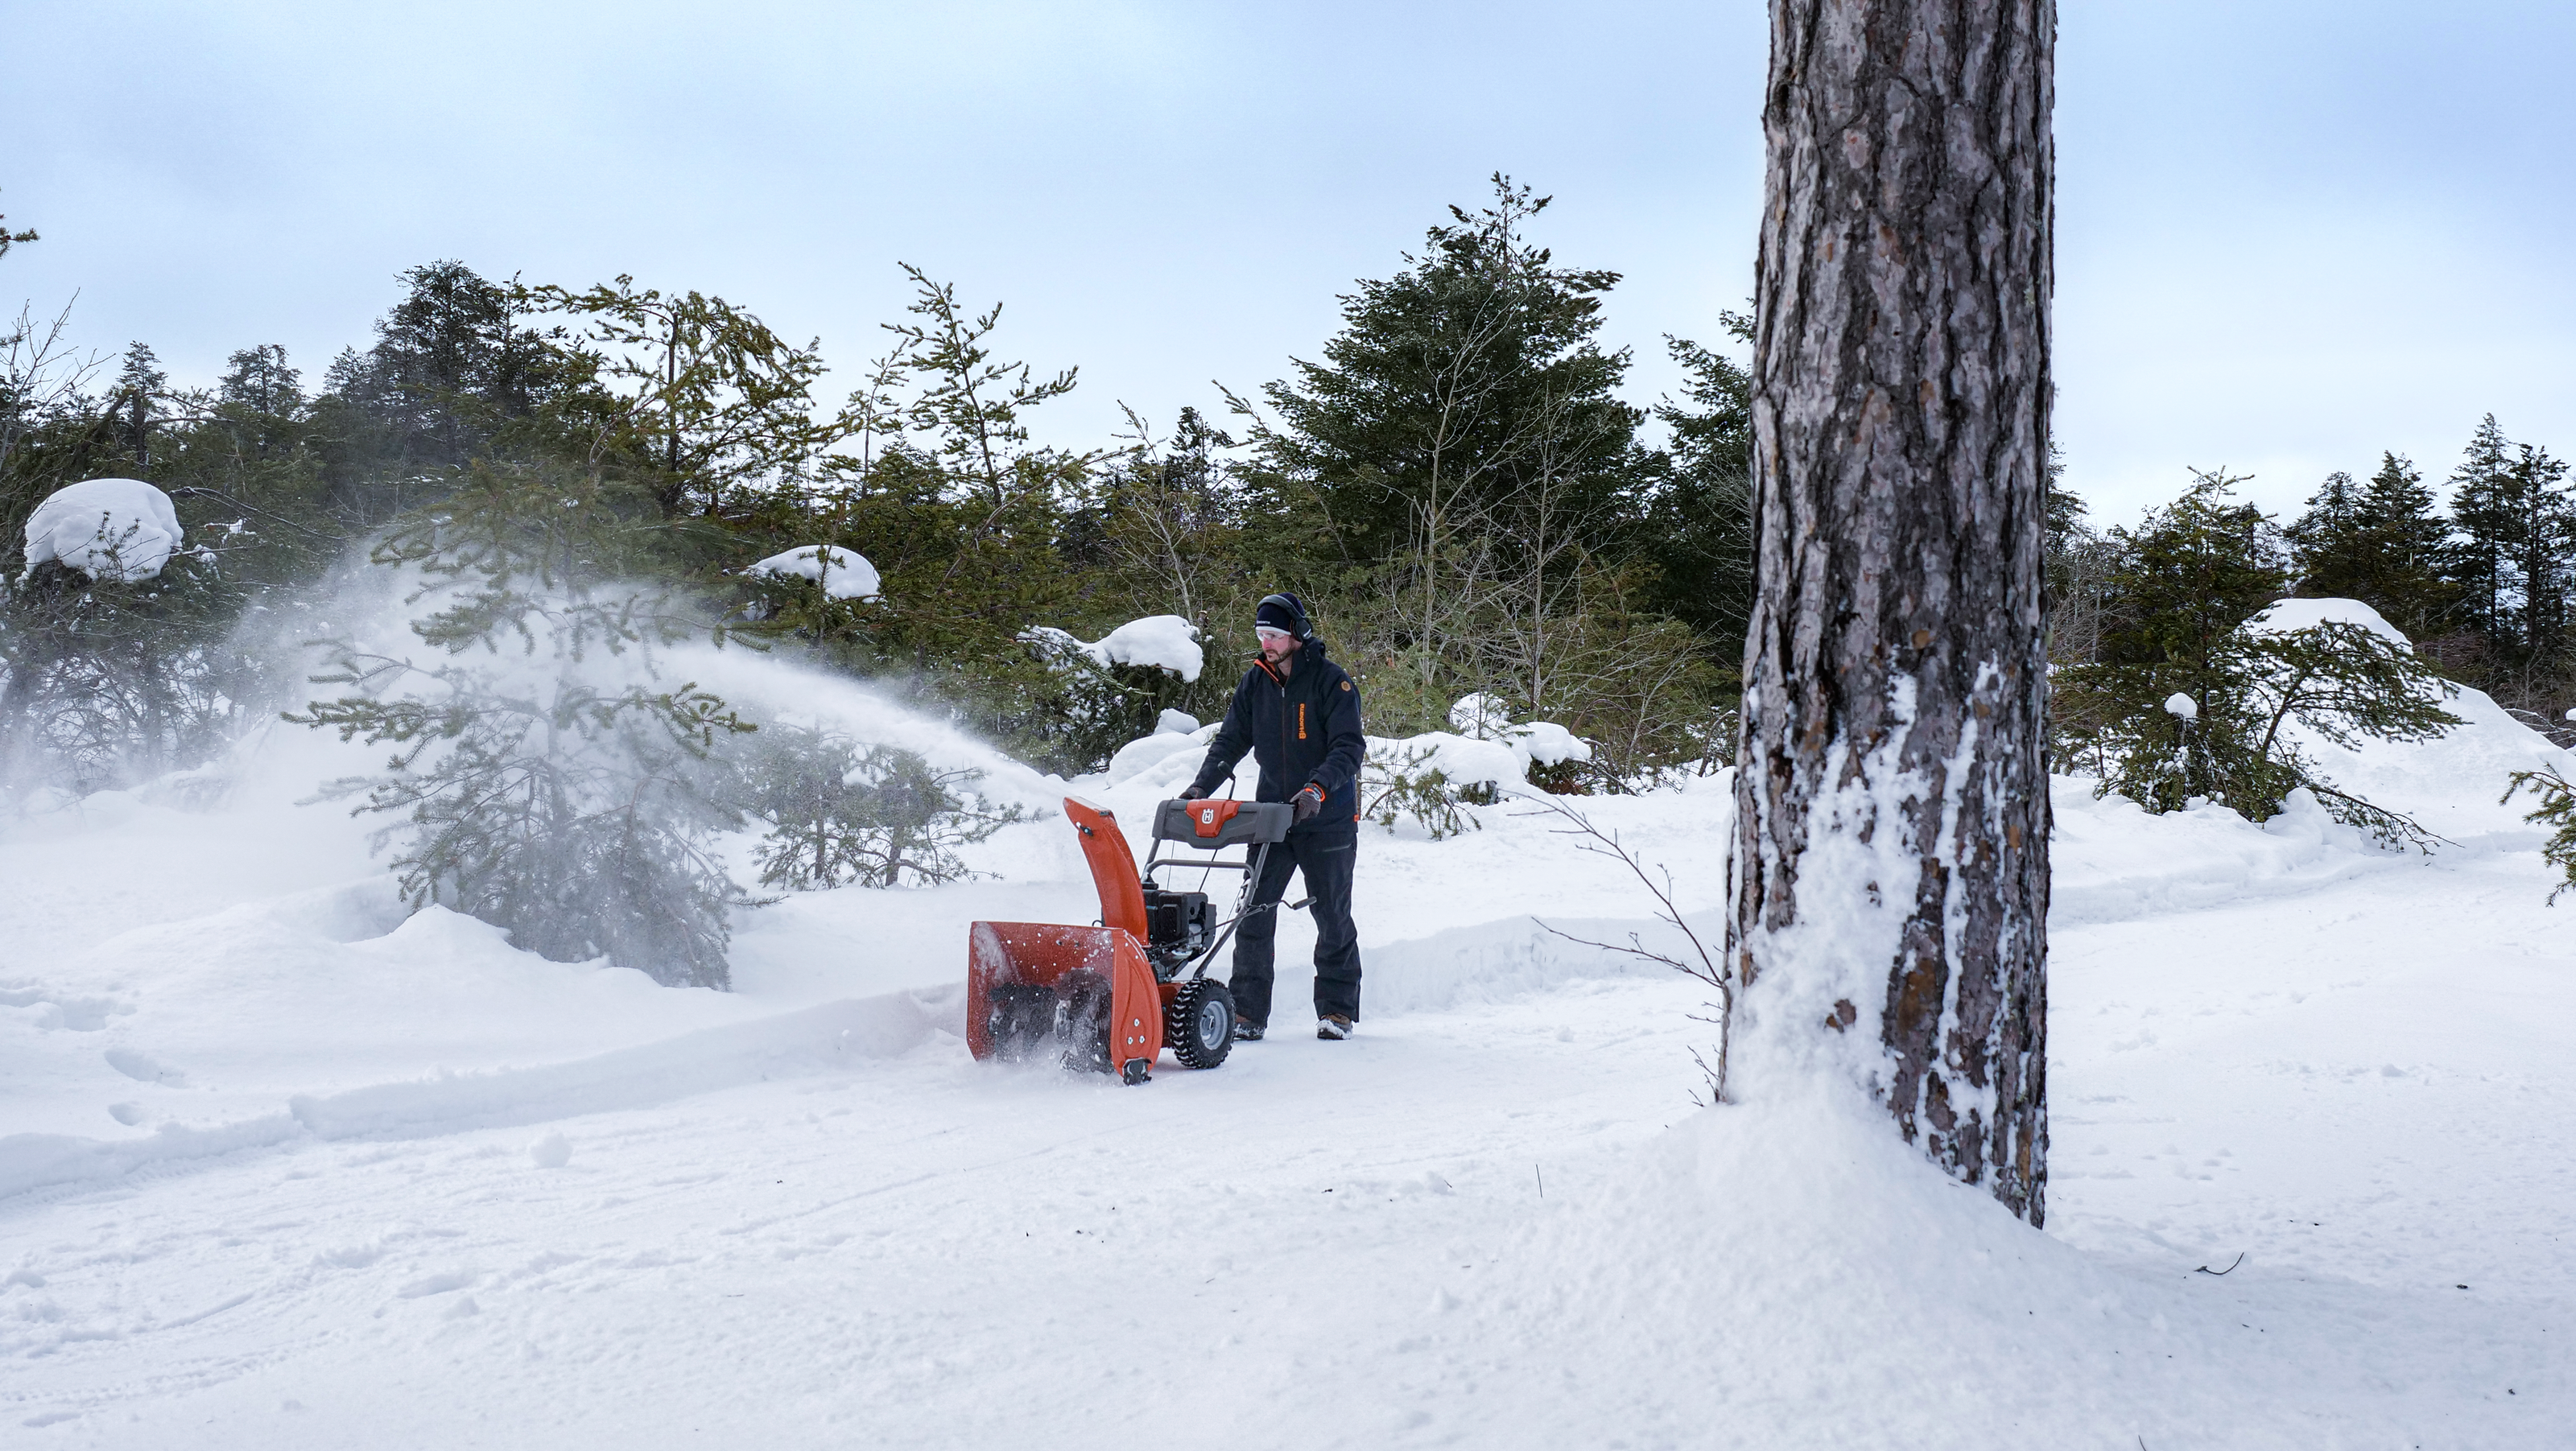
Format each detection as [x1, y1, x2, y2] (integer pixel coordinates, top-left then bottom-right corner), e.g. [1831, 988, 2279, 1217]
[1232, 1016, 1266, 1042]
[1316, 1014, 1353, 1041]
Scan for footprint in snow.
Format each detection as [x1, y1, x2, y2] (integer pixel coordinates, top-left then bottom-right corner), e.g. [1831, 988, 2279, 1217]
[1, 979, 128, 1032]
[397, 1272, 473, 1298]
[104, 1046, 186, 1086]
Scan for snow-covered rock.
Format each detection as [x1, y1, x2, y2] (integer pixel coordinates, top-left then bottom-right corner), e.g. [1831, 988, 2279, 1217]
[744, 545, 881, 600]
[1022, 615, 1203, 682]
[21, 477, 186, 583]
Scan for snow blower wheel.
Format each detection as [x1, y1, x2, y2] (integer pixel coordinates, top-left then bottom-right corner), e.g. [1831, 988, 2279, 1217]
[1166, 978, 1235, 1070]
[966, 794, 1293, 1083]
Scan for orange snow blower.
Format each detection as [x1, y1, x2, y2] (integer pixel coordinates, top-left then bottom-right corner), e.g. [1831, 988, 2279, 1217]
[968, 795, 1294, 1084]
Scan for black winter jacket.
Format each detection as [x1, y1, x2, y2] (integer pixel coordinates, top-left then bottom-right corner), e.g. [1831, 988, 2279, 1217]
[1187, 639, 1367, 821]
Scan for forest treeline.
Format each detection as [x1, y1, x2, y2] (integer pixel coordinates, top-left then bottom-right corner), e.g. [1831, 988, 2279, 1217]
[6, 175, 2574, 975]
[0, 179, 1752, 806]
[2049, 424, 2576, 741]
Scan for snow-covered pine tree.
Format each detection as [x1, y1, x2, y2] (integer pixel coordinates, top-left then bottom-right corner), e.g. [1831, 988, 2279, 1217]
[2053, 471, 2462, 846]
[1734, 0, 2054, 1222]
[2504, 763, 2576, 901]
[292, 460, 754, 987]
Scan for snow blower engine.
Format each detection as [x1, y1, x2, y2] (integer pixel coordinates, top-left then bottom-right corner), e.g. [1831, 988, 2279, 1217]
[968, 796, 1294, 1083]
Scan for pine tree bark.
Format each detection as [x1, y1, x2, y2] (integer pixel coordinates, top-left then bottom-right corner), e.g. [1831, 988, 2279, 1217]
[1732, 0, 2054, 1222]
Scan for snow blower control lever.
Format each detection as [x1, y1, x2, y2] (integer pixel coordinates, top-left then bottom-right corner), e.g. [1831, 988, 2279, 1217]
[967, 795, 1294, 1083]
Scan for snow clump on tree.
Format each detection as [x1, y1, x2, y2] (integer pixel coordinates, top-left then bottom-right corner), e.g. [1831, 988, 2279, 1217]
[21, 478, 187, 583]
[1022, 614, 1203, 682]
[1018, 615, 1206, 773]
[745, 545, 881, 600]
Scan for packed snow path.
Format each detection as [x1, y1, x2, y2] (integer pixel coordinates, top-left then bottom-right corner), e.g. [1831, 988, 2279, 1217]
[0, 980, 1711, 1445]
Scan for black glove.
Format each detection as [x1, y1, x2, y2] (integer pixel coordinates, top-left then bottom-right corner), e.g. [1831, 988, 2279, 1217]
[1291, 784, 1323, 824]
[1179, 785, 1208, 802]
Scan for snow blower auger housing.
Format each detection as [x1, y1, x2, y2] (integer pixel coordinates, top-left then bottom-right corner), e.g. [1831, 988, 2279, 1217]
[968, 795, 1294, 1083]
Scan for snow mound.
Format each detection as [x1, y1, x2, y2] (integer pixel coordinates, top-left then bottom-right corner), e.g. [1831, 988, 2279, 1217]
[1447, 694, 1592, 765]
[1511, 719, 1591, 767]
[21, 477, 186, 582]
[1101, 723, 1216, 788]
[1368, 723, 1588, 791]
[1385, 1086, 2533, 1446]
[2249, 594, 2411, 644]
[1368, 730, 1525, 790]
[2243, 598, 2576, 844]
[744, 545, 881, 600]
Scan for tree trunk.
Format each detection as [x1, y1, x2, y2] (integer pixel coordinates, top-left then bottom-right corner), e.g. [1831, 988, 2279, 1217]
[1731, 0, 2054, 1223]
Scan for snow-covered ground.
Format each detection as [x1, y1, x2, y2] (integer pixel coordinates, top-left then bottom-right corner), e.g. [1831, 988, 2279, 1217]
[2, 636, 2570, 1447]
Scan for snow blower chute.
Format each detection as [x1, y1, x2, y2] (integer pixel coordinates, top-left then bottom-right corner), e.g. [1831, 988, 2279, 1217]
[968, 795, 1294, 1083]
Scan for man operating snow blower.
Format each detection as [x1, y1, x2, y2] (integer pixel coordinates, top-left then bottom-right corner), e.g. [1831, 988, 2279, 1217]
[1182, 592, 1367, 1041]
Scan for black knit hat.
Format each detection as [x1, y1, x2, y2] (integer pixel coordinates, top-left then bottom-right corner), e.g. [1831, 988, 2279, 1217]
[1254, 593, 1309, 639]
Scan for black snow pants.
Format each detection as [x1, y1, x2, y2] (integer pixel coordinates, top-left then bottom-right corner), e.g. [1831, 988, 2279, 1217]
[1228, 818, 1362, 1028]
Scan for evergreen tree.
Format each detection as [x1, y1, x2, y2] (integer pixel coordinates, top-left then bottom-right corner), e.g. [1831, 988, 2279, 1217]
[2447, 414, 2575, 699]
[1732, 0, 2054, 1221]
[312, 262, 575, 523]
[1248, 177, 1637, 569]
[1637, 326, 1754, 649]
[1080, 404, 1251, 628]
[2357, 451, 2454, 638]
[0, 197, 34, 265]
[209, 344, 309, 465]
[2504, 763, 2576, 901]
[515, 274, 836, 517]
[218, 344, 302, 415]
[1238, 176, 1649, 732]
[2096, 469, 2289, 670]
[745, 728, 1025, 889]
[2285, 470, 2365, 596]
[883, 264, 1088, 518]
[2055, 471, 2460, 844]
[2281, 455, 2457, 642]
[111, 342, 169, 469]
[291, 462, 753, 987]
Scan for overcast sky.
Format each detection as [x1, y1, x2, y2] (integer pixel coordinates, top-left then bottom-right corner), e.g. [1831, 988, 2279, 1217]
[6, 1, 2570, 527]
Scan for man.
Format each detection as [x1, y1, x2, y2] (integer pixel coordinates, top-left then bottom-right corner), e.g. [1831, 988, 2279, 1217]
[1183, 592, 1367, 1041]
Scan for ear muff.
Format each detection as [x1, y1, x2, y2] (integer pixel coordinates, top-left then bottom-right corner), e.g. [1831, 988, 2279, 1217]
[1256, 593, 1311, 640]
